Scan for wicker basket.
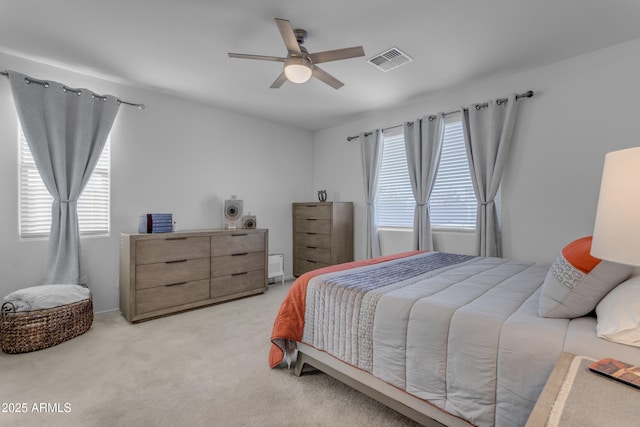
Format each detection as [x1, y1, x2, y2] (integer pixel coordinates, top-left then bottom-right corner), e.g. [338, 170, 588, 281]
[0, 294, 93, 354]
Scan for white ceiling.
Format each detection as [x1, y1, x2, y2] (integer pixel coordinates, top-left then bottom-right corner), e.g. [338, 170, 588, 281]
[2, 0, 640, 131]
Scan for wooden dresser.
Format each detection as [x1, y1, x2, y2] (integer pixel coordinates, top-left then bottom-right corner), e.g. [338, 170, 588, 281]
[292, 202, 353, 276]
[120, 228, 267, 322]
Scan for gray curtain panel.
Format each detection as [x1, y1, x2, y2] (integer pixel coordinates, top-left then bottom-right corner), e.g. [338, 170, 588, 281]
[8, 71, 120, 284]
[360, 130, 383, 258]
[461, 94, 519, 257]
[404, 115, 444, 251]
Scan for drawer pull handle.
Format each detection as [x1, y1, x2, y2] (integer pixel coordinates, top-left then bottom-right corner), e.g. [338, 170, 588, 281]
[307, 246, 317, 249]
[231, 233, 248, 237]
[232, 272, 248, 276]
[305, 205, 317, 207]
[306, 219, 317, 221]
[306, 232, 317, 235]
[165, 282, 187, 287]
[306, 260, 317, 264]
[165, 237, 188, 241]
[165, 259, 187, 264]
[232, 253, 248, 257]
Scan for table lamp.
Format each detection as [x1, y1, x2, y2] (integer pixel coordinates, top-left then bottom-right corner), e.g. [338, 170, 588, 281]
[591, 147, 640, 266]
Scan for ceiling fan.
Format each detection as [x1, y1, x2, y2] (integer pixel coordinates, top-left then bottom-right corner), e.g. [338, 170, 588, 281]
[228, 18, 365, 89]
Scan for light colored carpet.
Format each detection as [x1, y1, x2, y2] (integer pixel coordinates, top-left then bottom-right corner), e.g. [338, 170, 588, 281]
[0, 283, 418, 426]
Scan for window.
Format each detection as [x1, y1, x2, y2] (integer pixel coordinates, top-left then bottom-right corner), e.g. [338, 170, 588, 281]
[430, 117, 477, 229]
[375, 117, 476, 230]
[376, 127, 414, 227]
[19, 126, 111, 238]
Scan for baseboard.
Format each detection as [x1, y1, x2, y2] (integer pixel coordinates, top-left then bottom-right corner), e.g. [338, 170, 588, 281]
[94, 308, 120, 318]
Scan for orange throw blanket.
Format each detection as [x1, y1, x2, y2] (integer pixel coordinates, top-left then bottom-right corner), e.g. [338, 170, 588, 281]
[269, 251, 423, 368]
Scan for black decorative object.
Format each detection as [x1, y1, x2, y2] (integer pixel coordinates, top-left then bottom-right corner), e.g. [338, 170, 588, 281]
[318, 190, 327, 202]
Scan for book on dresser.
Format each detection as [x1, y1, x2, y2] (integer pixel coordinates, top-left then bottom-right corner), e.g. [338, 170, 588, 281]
[119, 228, 268, 322]
[292, 202, 354, 277]
[138, 213, 174, 233]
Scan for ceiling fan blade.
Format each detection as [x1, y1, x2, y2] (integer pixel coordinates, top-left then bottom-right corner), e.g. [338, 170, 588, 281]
[228, 53, 286, 62]
[312, 66, 344, 89]
[309, 46, 365, 64]
[270, 72, 288, 89]
[275, 18, 302, 56]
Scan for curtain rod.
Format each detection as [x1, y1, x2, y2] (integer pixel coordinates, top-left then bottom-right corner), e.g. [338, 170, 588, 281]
[1, 70, 145, 110]
[347, 90, 534, 141]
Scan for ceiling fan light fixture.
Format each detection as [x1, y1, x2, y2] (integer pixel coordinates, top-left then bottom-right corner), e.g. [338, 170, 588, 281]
[284, 57, 313, 83]
[228, 18, 363, 89]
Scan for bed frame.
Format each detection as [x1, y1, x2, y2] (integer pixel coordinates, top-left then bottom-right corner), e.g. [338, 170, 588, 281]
[293, 342, 471, 427]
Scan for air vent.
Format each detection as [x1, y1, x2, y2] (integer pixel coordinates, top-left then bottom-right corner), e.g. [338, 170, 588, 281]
[367, 47, 413, 72]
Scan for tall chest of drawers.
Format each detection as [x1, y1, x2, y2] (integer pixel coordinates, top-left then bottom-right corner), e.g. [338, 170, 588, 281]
[292, 202, 353, 276]
[120, 228, 268, 322]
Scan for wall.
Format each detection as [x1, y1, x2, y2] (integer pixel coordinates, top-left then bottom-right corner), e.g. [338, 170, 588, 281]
[378, 229, 475, 257]
[0, 52, 313, 313]
[312, 37, 640, 264]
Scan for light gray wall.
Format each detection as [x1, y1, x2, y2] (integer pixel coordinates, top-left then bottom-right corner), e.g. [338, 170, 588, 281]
[3, 36, 640, 313]
[0, 52, 314, 313]
[312, 37, 640, 264]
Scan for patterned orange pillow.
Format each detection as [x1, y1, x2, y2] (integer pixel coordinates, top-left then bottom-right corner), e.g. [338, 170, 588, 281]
[562, 236, 601, 273]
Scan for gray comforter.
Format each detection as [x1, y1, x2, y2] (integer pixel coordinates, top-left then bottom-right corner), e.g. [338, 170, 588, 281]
[301, 251, 559, 427]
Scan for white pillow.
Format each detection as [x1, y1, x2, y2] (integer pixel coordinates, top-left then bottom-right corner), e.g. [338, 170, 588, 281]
[596, 275, 640, 347]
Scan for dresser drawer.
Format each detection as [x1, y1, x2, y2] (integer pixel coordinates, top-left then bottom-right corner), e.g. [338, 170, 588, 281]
[211, 232, 265, 256]
[294, 204, 332, 219]
[136, 237, 210, 265]
[294, 232, 331, 249]
[295, 218, 331, 234]
[210, 270, 265, 298]
[295, 259, 329, 276]
[295, 246, 331, 264]
[136, 258, 210, 290]
[135, 279, 210, 314]
[211, 252, 265, 277]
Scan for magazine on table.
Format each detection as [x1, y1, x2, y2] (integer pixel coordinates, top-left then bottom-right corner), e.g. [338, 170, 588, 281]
[589, 358, 640, 390]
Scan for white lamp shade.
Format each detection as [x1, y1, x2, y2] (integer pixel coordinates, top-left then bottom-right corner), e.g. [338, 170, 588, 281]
[284, 57, 312, 84]
[591, 147, 640, 266]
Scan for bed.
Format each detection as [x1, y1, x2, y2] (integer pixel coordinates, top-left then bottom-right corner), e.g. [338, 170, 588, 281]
[269, 247, 640, 427]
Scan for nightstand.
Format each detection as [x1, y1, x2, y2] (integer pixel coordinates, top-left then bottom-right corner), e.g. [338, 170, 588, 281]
[526, 352, 640, 426]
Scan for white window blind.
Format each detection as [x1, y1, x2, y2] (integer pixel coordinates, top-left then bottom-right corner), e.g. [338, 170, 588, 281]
[19, 126, 111, 238]
[430, 119, 477, 229]
[376, 127, 414, 227]
[374, 118, 476, 230]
